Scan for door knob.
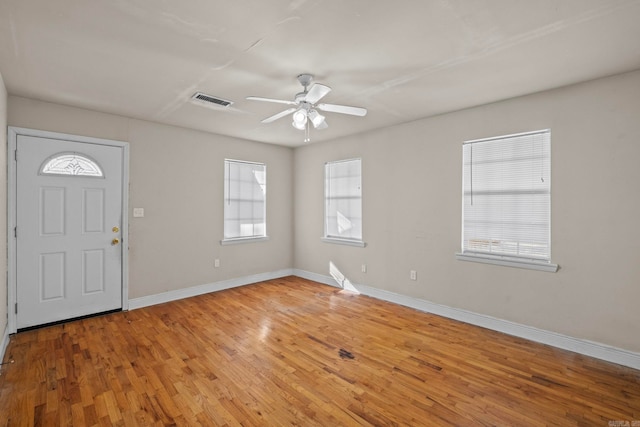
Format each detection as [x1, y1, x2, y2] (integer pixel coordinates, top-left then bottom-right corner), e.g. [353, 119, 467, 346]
[112, 238, 120, 245]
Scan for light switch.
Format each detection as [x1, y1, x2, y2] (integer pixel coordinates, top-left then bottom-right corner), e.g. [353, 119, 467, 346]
[133, 208, 144, 218]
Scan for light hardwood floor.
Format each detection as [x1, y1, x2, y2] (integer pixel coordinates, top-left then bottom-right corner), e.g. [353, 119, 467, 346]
[1, 276, 639, 426]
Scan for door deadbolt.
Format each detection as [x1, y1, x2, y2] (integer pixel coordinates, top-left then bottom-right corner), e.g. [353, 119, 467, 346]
[112, 226, 120, 233]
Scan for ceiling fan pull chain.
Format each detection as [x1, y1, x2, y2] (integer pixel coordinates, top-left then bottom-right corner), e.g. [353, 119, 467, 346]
[305, 120, 310, 143]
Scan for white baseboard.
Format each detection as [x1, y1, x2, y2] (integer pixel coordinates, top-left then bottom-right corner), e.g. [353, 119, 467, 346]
[293, 269, 640, 371]
[294, 269, 337, 287]
[128, 269, 294, 310]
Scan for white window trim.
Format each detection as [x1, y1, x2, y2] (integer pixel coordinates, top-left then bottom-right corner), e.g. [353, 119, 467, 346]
[323, 158, 365, 246]
[222, 159, 267, 244]
[458, 129, 557, 272]
[321, 237, 366, 247]
[220, 236, 270, 246]
[455, 252, 558, 272]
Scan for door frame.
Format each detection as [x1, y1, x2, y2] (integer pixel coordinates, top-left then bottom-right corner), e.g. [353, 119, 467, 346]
[7, 126, 130, 333]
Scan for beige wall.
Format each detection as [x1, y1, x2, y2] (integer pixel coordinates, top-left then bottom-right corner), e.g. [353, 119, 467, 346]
[5, 70, 639, 355]
[0, 72, 7, 340]
[294, 70, 640, 353]
[8, 97, 294, 299]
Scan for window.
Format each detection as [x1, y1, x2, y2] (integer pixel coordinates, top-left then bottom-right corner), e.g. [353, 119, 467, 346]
[323, 158, 364, 246]
[40, 153, 103, 177]
[457, 130, 557, 272]
[222, 159, 267, 244]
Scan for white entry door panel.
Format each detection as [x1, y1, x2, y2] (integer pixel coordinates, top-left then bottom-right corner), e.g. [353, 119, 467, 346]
[16, 135, 124, 329]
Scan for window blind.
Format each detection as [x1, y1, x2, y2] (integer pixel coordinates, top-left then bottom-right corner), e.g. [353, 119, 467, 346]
[462, 130, 551, 262]
[224, 159, 266, 240]
[325, 158, 362, 241]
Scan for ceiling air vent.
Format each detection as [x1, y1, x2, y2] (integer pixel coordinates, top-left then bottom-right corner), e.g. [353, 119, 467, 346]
[191, 92, 233, 108]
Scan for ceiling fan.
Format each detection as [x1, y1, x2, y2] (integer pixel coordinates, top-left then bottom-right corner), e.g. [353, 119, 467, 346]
[247, 74, 367, 142]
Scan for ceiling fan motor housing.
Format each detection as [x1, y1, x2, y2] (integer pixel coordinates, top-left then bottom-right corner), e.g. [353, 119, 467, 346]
[297, 73, 313, 88]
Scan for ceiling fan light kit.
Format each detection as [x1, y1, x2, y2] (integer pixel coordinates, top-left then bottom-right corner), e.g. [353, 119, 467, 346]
[308, 110, 325, 128]
[247, 74, 367, 142]
[292, 108, 308, 130]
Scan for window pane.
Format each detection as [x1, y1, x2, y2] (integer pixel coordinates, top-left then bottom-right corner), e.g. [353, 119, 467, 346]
[462, 130, 551, 261]
[41, 153, 104, 177]
[224, 160, 266, 239]
[325, 158, 362, 240]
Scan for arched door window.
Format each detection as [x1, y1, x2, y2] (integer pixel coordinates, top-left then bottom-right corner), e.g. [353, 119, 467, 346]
[40, 153, 104, 177]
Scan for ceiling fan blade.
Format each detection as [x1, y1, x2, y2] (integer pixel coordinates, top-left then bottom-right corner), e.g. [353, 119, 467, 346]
[317, 103, 367, 117]
[247, 96, 296, 106]
[303, 84, 331, 104]
[261, 107, 297, 123]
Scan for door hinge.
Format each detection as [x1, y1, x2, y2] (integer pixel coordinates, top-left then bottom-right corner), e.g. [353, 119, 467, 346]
[14, 149, 17, 161]
[15, 303, 17, 314]
[14, 227, 17, 238]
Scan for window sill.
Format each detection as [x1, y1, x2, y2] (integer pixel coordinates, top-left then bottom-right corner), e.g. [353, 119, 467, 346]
[220, 236, 269, 246]
[455, 253, 558, 272]
[322, 237, 366, 248]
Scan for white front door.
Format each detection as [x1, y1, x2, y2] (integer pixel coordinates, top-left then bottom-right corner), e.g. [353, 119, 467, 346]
[16, 134, 124, 329]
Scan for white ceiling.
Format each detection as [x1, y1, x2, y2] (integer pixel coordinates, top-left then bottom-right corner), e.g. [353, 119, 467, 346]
[1, 0, 639, 147]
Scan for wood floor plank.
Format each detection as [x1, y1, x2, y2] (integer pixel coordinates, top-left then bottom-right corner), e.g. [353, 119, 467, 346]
[1, 276, 639, 426]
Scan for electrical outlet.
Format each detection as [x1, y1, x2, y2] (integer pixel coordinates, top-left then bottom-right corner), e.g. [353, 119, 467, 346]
[410, 270, 417, 281]
[214, 259, 220, 268]
[361, 264, 367, 273]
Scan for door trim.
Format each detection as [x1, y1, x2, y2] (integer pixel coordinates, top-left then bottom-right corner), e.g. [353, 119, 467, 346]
[7, 127, 130, 333]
